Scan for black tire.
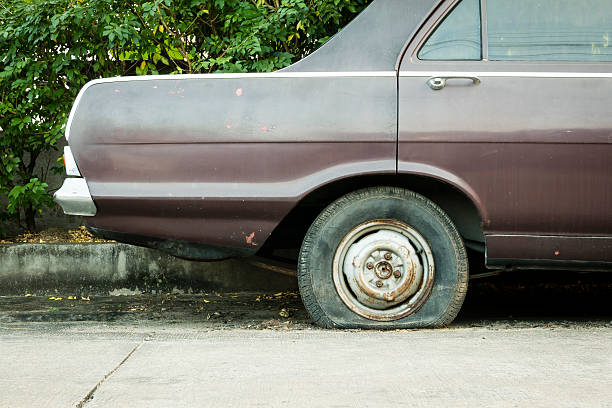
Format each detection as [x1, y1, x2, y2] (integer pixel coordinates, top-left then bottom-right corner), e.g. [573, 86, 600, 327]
[298, 186, 468, 329]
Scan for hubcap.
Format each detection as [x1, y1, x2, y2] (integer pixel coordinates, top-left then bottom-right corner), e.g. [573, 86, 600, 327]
[333, 220, 435, 321]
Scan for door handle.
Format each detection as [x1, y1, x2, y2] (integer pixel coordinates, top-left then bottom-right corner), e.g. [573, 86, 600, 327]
[427, 76, 481, 90]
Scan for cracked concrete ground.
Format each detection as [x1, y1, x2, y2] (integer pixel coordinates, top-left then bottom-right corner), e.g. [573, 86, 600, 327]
[0, 271, 610, 407]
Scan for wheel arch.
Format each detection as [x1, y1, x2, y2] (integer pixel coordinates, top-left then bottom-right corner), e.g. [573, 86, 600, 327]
[260, 168, 486, 257]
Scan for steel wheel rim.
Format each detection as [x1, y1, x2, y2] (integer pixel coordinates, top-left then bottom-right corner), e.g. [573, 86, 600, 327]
[332, 219, 435, 321]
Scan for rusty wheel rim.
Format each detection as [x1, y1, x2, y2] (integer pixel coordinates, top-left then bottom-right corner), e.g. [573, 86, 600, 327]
[332, 220, 435, 321]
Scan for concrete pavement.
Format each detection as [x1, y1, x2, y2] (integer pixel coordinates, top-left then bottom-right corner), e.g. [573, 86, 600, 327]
[1, 322, 611, 407]
[1, 271, 610, 407]
[1, 333, 138, 407]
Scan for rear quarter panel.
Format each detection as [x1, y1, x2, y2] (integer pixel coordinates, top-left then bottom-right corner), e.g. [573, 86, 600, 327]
[68, 75, 397, 251]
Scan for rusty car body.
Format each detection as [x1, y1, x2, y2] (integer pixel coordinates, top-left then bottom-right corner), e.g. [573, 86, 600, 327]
[55, 0, 612, 328]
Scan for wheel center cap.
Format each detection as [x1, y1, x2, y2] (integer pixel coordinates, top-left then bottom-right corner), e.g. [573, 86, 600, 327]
[375, 261, 393, 279]
[343, 229, 425, 308]
[334, 220, 435, 320]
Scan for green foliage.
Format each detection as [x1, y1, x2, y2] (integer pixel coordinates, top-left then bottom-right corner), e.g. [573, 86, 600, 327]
[0, 0, 369, 233]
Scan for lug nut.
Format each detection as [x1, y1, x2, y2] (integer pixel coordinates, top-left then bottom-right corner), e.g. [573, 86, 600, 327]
[366, 262, 374, 270]
[393, 270, 401, 278]
[384, 252, 392, 260]
[376, 280, 383, 288]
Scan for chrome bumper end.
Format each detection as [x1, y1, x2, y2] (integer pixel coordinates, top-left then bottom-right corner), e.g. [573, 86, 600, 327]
[54, 178, 97, 216]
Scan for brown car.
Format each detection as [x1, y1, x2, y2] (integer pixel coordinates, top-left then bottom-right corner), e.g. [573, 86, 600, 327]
[55, 0, 612, 328]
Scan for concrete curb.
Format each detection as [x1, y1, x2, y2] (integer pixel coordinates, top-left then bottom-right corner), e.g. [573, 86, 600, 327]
[0, 243, 297, 295]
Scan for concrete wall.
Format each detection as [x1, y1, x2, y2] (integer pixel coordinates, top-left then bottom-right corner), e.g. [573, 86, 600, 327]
[0, 243, 298, 295]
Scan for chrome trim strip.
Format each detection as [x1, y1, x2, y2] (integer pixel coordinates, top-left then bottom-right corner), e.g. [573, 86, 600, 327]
[96, 71, 397, 80]
[65, 71, 397, 141]
[487, 234, 612, 239]
[400, 71, 612, 78]
[63, 146, 81, 177]
[53, 178, 97, 216]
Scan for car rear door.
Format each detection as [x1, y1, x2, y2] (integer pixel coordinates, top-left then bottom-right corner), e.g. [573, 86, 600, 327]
[398, 0, 612, 266]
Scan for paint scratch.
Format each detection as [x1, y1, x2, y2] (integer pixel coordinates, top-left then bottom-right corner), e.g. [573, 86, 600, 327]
[245, 232, 257, 246]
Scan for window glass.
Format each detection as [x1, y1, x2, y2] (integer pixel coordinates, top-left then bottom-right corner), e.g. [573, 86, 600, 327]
[418, 0, 482, 60]
[487, 0, 612, 61]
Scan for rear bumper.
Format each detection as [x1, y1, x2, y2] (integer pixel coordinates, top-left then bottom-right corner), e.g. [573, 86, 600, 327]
[53, 178, 97, 216]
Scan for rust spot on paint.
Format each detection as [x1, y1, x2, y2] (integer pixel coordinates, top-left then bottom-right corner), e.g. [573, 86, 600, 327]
[226, 124, 232, 129]
[235, 88, 243, 96]
[245, 232, 257, 246]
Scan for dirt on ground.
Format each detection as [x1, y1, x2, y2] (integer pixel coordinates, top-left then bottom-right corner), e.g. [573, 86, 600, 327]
[0, 291, 309, 330]
[0, 226, 112, 244]
[1, 271, 610, 330]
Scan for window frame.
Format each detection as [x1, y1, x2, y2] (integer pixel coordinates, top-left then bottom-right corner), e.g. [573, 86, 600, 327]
[481, 0, 489, 61]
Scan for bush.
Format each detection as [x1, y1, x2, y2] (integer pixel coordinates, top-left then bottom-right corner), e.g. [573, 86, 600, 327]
[0, 0, 369, 234]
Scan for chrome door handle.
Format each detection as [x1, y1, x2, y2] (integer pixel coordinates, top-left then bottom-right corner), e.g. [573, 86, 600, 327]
[427, 76, 481, 90]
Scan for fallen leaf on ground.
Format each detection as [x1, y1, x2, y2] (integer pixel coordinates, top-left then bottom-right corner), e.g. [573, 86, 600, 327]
[1, 226, 112, 243]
